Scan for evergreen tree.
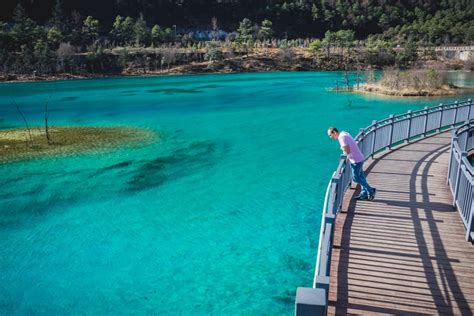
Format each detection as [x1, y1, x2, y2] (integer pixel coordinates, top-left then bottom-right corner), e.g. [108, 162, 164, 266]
[49, 0, 66, 32]
[322, 30, 335, 58]
[68, 10, 83, 45]
[110, 16, 135, 45]
[259, 19, 274, 40]
[110, 15, 125, 44]
[13, 3, 27, 24]
[134, 14, 149, 46]
[308, 39, 322, 54]
[34, 39, 56, 74]
[151, 25, 163, 45]
[11, 4, 44, 49]
[16, 44, 35, 73]
[334, 30, 354, 58]
[162, 28, 175, 42]
[307, 39, 322, 61]
[396, 40, 418, 66]
[82, 16, 100, 44]
[122, 17, 135, 44]
[47, 26, 64, 48]
[237, 18, 253, 42]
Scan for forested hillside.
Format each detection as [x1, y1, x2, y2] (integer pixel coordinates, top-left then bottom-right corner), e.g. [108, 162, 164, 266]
[1, 0, 473, 43]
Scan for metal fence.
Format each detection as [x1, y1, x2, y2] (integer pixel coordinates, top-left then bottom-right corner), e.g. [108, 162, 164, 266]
[447, 119, 474, 242]
[296, 98, 474, 316]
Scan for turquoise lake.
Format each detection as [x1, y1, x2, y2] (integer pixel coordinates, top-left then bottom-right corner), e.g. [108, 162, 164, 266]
[0, 71, 473, 315]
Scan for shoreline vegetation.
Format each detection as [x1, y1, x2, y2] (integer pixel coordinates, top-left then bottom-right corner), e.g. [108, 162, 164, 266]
[332, 68, 474, 97]
[356, 83, 474, 97]
[1, 48, 471, 84]
[0, 126, 155, 163]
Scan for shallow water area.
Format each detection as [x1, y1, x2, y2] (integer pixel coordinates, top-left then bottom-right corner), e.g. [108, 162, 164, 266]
[0, 71, 473, 315]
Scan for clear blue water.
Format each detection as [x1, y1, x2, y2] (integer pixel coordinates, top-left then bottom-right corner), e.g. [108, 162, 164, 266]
[0, 71, 473, 315]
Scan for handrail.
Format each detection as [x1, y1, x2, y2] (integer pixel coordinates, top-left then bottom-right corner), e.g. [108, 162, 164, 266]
[447, 119, 474, 241]
[313, 175, 334, 288]
[296, 98, 474, 316]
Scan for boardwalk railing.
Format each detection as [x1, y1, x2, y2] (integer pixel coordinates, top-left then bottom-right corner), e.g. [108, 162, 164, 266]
[447, 120, 474, 242]
[295, 98, 474, 316]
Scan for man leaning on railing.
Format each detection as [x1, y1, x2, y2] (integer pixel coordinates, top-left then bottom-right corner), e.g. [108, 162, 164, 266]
[328, 127, 376, 201]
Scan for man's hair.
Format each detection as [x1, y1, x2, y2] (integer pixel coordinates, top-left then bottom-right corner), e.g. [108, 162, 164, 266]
[328, 127, 339, 133]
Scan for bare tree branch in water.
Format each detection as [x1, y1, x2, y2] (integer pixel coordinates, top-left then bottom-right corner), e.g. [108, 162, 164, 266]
[343, 69, 350, 90]
[12, 99, 33, 146]
[44, 94, 52, 145]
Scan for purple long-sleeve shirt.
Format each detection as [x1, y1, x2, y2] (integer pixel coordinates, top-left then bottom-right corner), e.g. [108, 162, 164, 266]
[338, 131, 365, 164]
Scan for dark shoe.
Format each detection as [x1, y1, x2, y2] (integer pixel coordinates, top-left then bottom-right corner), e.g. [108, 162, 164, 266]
[369, 188, 377, 201]
[354, 194, 369, 201]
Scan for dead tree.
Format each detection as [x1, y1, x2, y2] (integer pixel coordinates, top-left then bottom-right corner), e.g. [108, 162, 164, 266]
[44, 94, 52, 144]
[355, 63, 362, 89]
[12, 99, 33, 146]
[343, 70, 350, 90]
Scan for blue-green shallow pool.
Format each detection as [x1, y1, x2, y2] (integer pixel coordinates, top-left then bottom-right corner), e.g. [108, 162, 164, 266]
[0, 72, 473, 315]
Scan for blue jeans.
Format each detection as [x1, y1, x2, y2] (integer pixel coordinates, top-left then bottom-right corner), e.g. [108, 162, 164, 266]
[350, 162, 374, 196]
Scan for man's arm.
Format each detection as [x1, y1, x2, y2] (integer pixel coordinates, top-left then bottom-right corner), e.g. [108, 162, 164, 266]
[341, 145, 351, 155]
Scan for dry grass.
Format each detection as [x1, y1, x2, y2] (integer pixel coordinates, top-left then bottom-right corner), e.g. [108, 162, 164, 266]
[358, 68, 474, 96]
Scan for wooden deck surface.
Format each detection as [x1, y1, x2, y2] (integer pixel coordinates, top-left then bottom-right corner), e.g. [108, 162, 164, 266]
[328, 132, 474, 316]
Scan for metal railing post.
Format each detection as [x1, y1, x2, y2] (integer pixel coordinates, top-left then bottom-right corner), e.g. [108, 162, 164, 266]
[358, 127, 365, 157]
[339, 155, 348, 192]
[388, 115, 394, 149]
[331, 176, 341, 215]
[468, 99, 473, 120]
[438, 103, 444, 131]
[422, 107, 428, 136]
[453, 101, 458, 126]
[466, 200, 474, 242]
[447, 134, 458, 185]
[453, 152, 467, 206]
[370, 121, 377, 158]
[406, 110, 412, 142]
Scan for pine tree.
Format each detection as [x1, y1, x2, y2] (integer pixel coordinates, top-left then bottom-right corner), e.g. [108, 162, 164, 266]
[237, 18, 253, 43]
[259, 19, 274, 40]
[49, 0, 66, 32]
[47, 26, 64, 47]
[151, 25, 163, 45]
[13, 3, 27, 24]
[110, 15, 125, 44]
[122, 17, 135, 44]
[82, 16, 100, 44]
[134, 14, 149, 46]
[11, 3, 43, 49]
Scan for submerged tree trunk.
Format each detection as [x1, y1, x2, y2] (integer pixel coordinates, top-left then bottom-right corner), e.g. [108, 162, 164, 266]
[12, 100, 33, 146]
[44, 95, 52, 145]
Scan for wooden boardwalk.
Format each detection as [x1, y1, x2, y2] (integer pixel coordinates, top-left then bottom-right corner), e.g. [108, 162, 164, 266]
[328, 132, 474, 316]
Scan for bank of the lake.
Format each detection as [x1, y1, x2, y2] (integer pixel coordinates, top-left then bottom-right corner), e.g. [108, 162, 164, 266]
[355, 83, 474, 97]
[2, 48, 471, 84]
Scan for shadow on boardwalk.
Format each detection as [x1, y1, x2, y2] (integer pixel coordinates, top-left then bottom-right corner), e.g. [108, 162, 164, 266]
[328, 133, 474, 316]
